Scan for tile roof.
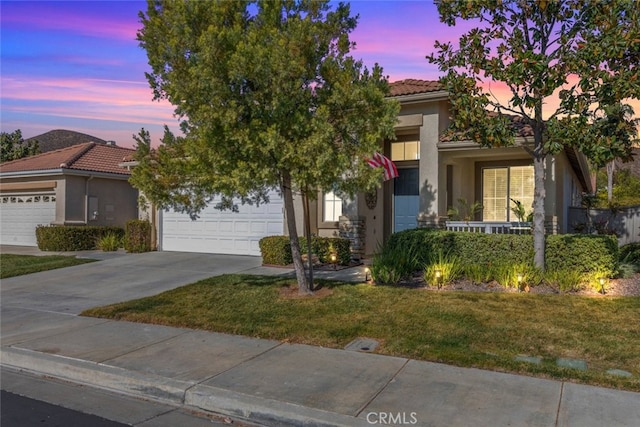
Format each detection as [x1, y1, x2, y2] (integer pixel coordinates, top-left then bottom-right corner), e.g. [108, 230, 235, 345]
[389, 79, 444, 97]
[439, 112, 535, 142]
[0, 142, 134, 176]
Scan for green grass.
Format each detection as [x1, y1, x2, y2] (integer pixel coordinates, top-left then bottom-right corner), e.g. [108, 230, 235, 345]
[81, 274, 640, 392]
[0, 254, 96, 278]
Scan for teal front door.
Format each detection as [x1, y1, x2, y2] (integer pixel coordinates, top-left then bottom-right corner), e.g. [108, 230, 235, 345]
[393, 168, 419, 232]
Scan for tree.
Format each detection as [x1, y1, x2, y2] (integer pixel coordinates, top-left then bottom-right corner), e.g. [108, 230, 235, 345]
[428, 0, 640, 270]
[134, 0, 399, 294]
[1, 129, 39, 162]
[558, 103, 639, 203]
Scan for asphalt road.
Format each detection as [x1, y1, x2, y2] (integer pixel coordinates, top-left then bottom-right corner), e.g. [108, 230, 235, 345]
[1, 390, 128, 427]
[1, 368, 261, 427]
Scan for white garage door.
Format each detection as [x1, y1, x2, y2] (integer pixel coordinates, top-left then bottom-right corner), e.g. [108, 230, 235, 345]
[0, 194, 56, 246]
[161, 192, 284, 256]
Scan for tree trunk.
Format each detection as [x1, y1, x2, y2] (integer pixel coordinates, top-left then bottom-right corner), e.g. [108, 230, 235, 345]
[302, 188, 314, 292]
[532, 149, 546, 270]
[532, 99, 546, 271]
[281, 171, 312, 295]
[606, 160, 615, 204]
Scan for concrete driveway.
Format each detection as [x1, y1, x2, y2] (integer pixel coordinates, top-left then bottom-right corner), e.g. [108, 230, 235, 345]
[1, 249, 278, 315]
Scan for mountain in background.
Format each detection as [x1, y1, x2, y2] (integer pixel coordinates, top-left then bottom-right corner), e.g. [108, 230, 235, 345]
[24, 129, 111, 153]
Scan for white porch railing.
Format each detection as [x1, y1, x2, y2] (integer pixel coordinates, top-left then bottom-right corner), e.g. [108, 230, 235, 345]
[445, 221, 532, 234]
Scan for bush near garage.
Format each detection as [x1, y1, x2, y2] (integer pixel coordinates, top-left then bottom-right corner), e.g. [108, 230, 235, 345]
[259, 236, 351, 266]
[36, 225, 125, 251]
[124, 219, 153, 253]
[372, 228, 619, 285]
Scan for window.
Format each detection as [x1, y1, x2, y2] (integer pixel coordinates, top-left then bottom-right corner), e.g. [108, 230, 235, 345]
[323, 191, 342, 222]
[391, 140, 420, 161]
[482, 165, 534, 221]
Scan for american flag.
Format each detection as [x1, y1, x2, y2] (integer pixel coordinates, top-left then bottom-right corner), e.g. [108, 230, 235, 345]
[367, 152, 398, 181]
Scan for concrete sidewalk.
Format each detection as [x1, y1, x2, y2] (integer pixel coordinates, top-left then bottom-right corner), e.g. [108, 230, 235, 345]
[1, 248, 639, 426]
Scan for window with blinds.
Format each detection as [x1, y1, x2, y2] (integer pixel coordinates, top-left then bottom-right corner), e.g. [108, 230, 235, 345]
[391, 141, 420, 161]
[482, 166, 534, 221]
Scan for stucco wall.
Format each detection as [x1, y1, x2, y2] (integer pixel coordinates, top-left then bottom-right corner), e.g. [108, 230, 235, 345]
[84, 176, 138, 227]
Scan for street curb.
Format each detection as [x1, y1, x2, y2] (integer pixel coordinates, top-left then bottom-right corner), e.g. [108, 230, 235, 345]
[186, 384, 370, 427]
[1, 347, 369, 427]
[1, 347, 191, 404]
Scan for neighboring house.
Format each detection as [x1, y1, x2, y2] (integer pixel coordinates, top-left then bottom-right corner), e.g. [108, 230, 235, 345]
[24, 129, 110, 153]
[148, 79, 592, 258]
[0, 142, 138, 246]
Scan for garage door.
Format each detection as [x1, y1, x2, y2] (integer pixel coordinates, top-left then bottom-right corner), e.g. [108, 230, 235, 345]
[161, 192, 284, 256]
[0, 194, 56, 246]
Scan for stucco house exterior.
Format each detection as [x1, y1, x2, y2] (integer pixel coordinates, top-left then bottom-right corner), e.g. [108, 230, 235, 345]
[315, 79, 592, 257]
[148, 79, 592, 258]
[0, 142, 138, 246]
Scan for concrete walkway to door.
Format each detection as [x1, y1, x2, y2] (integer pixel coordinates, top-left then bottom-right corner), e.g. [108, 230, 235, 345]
[1, 247, 638, 426]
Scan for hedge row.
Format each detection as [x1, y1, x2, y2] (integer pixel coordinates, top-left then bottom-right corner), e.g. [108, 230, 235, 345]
[124, 219, 152, 253]
[259, 236, 351, 266]
[384, 228, 619, 275]
[36, 225, 125, 251]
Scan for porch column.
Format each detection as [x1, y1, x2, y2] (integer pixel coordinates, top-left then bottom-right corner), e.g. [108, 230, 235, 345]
[417, 108, 441, 228]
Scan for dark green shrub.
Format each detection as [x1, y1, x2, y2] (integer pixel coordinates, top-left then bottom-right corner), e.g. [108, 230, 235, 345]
[371, 243, 421, 285]
[546, 234, 618, 277]
[259, 236, 292, 265]
[36, 225, 124, 251]
[124, 219, 152, 253]
[620, 242, 640, 266]
[259, 235, 351, 266]
[379, 229, 618, 278]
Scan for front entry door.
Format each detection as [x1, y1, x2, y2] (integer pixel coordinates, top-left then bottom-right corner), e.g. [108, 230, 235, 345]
[393, 168, 420, 232]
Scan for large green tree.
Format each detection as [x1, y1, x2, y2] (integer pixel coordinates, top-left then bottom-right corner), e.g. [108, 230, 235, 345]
[1, 129, 39, 162]
[428, 0, 640, 269]
[133, 0, 398, 293]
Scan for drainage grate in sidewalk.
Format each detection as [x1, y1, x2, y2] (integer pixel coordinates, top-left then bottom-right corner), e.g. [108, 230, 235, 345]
[344, 338, 379, 353]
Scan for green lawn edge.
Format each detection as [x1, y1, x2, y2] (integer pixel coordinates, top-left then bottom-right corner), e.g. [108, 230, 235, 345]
[0, 254, 97, 279]
[81, 274, 640, 392]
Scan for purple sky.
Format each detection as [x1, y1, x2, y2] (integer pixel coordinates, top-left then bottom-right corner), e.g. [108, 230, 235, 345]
[1, 1, 637, 148]
[0, 1, 462, 146]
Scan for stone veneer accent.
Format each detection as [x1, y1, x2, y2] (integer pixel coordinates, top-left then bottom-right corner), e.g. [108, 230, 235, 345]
[339, 216, 366, 261]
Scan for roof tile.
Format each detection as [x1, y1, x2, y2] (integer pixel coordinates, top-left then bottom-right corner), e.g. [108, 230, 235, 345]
[389, 79, 444, 97]
[1, 142, 134, 175]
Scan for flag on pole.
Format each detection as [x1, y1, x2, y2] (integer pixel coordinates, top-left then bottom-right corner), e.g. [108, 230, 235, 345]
[367, 152, 398, 181]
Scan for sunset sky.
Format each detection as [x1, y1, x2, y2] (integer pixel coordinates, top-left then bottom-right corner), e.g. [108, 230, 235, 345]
[1, 1, 637, 148]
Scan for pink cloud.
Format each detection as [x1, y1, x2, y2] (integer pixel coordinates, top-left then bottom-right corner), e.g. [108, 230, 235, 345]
[3, 3, 141, 42]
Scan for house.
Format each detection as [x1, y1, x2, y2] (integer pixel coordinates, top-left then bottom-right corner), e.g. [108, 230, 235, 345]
[150, 79, 592, 257]
[24, 129, 110, 153]
[0, 142, 138, 246]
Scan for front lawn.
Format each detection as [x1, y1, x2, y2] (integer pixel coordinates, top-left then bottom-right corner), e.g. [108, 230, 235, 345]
[81, 274, 640, 391]
[0, 254, 96, 279]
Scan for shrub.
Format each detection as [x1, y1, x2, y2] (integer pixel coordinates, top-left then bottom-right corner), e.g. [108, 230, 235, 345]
[545, 269, 585, 293]
[259, 236, 351, 266]
[96, 233, 121, 252]
[463, 264, 493, 284]
[370, 244, 421, 285]
[124, 219, 152, 253]
[424, 250, 463, 287]
[620, 242, 640, 266]
[36, 225, 125, 251]
[546, 234, 618, 277]
[382, 229, 618, 279]
[492, 262, 542, 289]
